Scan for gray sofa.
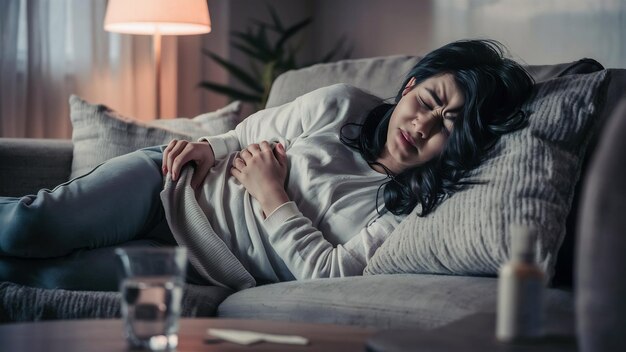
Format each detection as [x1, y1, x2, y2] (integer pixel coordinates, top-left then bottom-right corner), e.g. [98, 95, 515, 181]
[1, 56, 625, 349]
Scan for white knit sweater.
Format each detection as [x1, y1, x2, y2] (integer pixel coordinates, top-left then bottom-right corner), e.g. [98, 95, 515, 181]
[161, 84, 404, 290]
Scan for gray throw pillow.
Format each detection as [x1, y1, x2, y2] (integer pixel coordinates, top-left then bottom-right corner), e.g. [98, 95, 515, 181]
[364, 70, 610, 281]
[192, 101, 242, 132]
[69, 96, 240, 178]
[149, 101, 242, 136]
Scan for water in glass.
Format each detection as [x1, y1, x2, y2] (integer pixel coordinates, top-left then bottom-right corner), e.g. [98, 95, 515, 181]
[121, 276, 183, 350]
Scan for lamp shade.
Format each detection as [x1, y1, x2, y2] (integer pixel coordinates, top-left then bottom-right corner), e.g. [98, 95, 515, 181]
[104, 0, 211, 35]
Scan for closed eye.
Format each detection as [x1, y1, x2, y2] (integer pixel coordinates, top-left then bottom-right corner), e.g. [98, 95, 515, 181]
[418, 96, 433, 110]
[426, 88, 444, 109]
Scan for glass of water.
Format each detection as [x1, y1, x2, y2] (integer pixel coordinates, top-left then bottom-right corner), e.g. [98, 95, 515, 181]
[115, 246, 187, 350]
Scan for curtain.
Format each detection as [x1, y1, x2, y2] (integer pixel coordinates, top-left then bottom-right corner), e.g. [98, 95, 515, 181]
[433, 0, 626, 69]
[0, 0, 157, 139]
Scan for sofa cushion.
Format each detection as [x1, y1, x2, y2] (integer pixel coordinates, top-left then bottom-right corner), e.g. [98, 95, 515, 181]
[69, 96, 241, 178]
[364, 70, 610, 281]
[217, 274, 573, 329]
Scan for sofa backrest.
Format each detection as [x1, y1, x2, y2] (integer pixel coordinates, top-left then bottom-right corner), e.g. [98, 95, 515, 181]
[556, 69, 626, 287]
[266, 55, 419, 108]
[266, 56, 604, 108]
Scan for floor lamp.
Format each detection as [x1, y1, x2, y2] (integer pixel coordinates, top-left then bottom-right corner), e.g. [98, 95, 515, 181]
[104, 0, 211, 119]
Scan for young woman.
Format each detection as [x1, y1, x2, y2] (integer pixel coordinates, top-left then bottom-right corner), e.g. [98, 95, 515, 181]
[0, 39, 533, 290]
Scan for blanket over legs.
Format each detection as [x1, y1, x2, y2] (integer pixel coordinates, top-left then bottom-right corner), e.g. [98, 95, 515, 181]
[160, 167, 256, 291]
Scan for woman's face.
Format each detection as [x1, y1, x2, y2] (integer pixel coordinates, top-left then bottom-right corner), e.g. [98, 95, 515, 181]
[377, 73, 465, 174]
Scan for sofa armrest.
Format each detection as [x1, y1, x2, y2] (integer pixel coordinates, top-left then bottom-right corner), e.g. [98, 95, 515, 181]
[0, 138, 73, 197]
[576, 98, 626, 351]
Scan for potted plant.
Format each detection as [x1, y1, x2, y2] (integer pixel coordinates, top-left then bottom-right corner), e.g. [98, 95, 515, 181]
[199, 5, 350, 110]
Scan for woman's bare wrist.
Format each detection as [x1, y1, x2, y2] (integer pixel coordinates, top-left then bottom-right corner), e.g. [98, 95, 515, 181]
[259, 188, 290, 217]
[201, 141, 216, 166]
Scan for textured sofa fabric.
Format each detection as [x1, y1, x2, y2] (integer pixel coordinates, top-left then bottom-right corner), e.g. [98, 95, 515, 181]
[69, 96, 240, 178]
[577, 98, 626, 351]
[0, 55, 624, 345]
[217, 274, 573, 330]
[0, 138, 72, 197]
[0, 237, 234, 322]
[266, 56, 603, 108]
[0, 281, 232, 322]
[266, 55, 420, 108]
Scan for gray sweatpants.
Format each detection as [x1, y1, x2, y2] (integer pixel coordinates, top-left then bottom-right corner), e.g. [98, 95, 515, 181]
[0, 146, 198, 290]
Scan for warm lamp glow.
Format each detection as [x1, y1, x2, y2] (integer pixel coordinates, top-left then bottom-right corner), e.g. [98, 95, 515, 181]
[104, 0, 211, 35]
[103, 0, 211, 119]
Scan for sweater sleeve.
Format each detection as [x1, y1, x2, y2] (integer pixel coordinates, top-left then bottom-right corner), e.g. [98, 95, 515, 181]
[262, 201, 403, 279]
[198, 84, 375, 160]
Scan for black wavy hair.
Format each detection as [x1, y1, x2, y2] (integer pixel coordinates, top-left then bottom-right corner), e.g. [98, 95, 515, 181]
[341, 39, 535, 216]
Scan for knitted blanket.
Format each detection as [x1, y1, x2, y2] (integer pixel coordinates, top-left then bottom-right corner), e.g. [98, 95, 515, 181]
[160, 167, 256, 291]
[0, 281, 232, 322]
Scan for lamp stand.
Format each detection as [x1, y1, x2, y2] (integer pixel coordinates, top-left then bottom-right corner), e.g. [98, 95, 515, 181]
[153, 31, 162, 119]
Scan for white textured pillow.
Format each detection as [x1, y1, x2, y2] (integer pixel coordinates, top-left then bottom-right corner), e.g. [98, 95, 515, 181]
[364, 71, 610, 280]
[69, 96, 240, 178]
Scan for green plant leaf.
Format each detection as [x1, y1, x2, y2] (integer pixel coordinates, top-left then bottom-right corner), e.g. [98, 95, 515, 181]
[198, 5, 351, 111]
[197, 81, 262, 103]
[230, 29, 260, 48]
[260, 61, 277, 108]
[275, 17, 312, 53]
[267, 4, 284, 32]
[202, 49, 263, 93]
[250, 19, 273, 30]
[276, 48, 297, 72]
[256, 25, 274, 59]
[232, 30, 273, 61]
[248, 60, 261, 78]
[231, 42, 267, 62]
[261, 61, 276, 90]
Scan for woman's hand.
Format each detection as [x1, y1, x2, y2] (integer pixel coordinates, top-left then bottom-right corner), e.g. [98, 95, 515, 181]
[162, 140, 216, 189]
[231, 141, 289, 216]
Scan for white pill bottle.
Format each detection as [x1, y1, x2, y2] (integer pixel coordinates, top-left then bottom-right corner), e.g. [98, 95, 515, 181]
[496, 224, 545, 342]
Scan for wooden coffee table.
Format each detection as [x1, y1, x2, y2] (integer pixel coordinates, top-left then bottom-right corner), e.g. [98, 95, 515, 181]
[0, 318, 375, 351]
[366, 312, 577, 352]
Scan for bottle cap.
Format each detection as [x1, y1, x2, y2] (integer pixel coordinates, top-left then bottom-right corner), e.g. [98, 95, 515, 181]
[510, 224, 537, 261]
